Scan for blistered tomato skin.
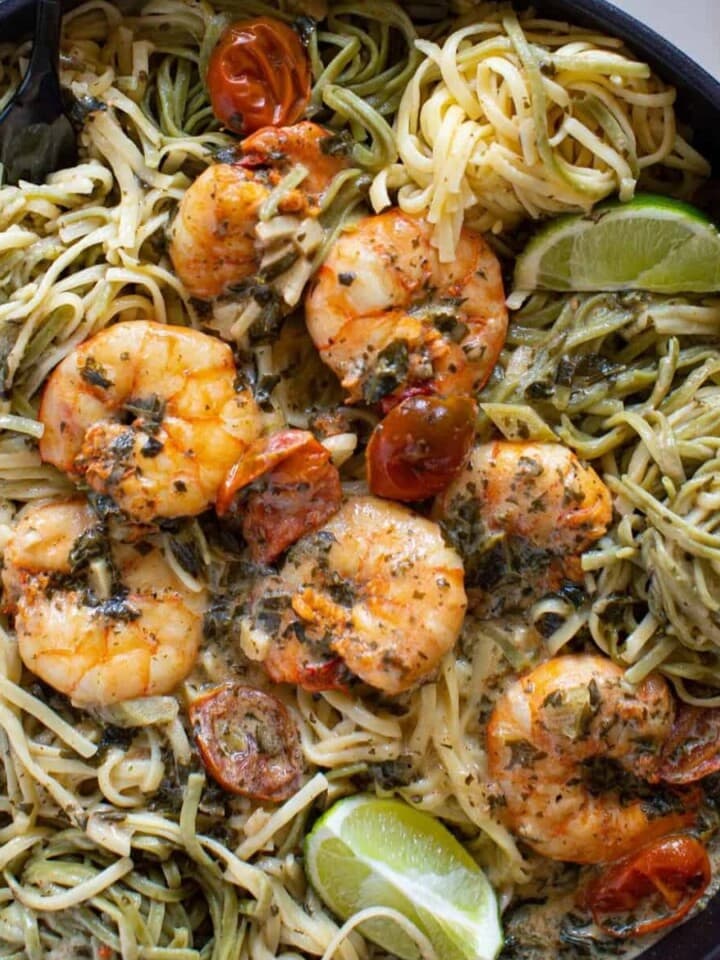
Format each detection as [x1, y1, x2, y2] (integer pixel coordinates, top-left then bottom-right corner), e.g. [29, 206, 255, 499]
[206, 17, 311, 135]
[580, 834, 711, 939]
[217, 429, 343, 564]
[189, 683, 303, 802]
[367, 395, 477, 501]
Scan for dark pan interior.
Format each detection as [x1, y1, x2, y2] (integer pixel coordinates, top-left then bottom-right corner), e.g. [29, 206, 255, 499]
[1, 0, 720, 956]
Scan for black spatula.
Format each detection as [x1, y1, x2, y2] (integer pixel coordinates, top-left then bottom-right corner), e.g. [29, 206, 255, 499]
[0, 0, 77, 185]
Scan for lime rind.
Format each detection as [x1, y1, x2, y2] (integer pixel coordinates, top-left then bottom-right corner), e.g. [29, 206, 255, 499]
[512, 194, 720, 295]
[305, 795, 503, 960]
[594, 192, 712, 224]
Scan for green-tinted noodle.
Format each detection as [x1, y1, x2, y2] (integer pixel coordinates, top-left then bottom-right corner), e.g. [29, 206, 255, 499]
[479, 291, 720, 703]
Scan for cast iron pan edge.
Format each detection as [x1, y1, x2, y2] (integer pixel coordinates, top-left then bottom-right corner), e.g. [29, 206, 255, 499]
[0, 0, 719, 956]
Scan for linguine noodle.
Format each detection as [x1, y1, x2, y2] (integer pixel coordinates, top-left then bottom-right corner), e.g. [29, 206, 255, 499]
[371, 5, 710, 258]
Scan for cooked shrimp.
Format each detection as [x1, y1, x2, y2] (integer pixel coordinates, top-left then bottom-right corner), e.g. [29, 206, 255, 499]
[2, 500, 206, 708]
[241, 122, 349, 201]
[169, 165, 265, 302]
[486, 655, 696, 864]
[439, 441, 612, 553]
[38, 321, 262, 523]
[170, 121, 348, 300]
[304, 208, 508, 405]
[244, 496, 467, 695]
[436, 441, 612, 605]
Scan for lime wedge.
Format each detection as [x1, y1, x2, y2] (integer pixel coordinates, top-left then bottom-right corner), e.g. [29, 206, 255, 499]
[304, 795, 503, 960]
[512, 194, 720, 297]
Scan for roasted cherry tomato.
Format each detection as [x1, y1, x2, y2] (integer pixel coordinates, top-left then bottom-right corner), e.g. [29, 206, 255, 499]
[378, 383, 434, 418]
[206, 17, 311, 135]
[263, 631, 348, 693]
[367, 395, 477, 501]
[656, 703, 720, 784]
[217, 429, 312, 511]
[579, 834, 711, 938]
[217, 429, 342, 564]
[189, 683, 303, 802]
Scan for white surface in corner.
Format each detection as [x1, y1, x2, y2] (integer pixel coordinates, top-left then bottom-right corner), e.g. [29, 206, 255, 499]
[609, 0, 720, 79]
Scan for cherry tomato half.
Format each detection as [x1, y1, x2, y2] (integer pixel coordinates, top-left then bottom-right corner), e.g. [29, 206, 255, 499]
[217, 429, 313, 511]
[218, 429, 342, 564]
[189, 683, 303, 802]
[367, 395, 477, 501]
[579, 834, 711, 939]
[657, 703, 720, 784]
[263, 631, 348, 693]
[206, 17, 311, 135]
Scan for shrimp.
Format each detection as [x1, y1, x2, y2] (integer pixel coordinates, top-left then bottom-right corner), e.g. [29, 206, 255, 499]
[244, 496, 467, 695]
[38, 321, 262, 523]
[2, 500, 206, 708]
[439, 440, 612, 553]
[486, 655, 697, 864]
[436, 441, 612, 605]
[169, 122, 348, 300]
[304, 208, 508, 405]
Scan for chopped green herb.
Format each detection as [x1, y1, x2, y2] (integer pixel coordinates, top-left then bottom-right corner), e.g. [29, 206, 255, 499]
[123, 395, 166, 434]
[508, 739, 547, 769]
[80, 356, 113, 390]
[141, 436, 164, 458]
[363, 341, 409, 404]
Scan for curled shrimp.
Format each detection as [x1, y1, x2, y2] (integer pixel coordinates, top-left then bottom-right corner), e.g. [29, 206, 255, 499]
[436, 441, 612, 605]
[38, 320, 262, 523]
[243, 496, 467, 695]
[305, 208, 508, 405]
[486, 655, 697, 863]
[169, 121, 348, 301]
[2, 500, 206, 708]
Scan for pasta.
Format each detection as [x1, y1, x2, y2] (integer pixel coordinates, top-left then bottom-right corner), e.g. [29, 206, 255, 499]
[0, 2, 718, 959]
[371, 7, 710, 258]
[477, 290, 720, 702]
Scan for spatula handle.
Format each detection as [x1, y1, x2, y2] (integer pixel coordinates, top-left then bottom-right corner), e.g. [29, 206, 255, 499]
[18, 0, 62, 107]
[26, 0, 62, 89]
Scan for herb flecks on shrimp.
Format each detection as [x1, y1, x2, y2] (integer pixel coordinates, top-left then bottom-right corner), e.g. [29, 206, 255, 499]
[38, 321, 263, 524]
[305, 207, 508, 406]
[487, 655, 698, 864]
[437, 441, 612, 609]
[0, 2, 718, 957]
[169, 121, 349, 333]
[245, 496, 467, 695]
[2, 500, 206, 708]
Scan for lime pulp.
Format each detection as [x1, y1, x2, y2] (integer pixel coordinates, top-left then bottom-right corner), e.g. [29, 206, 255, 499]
[512, 194, 720, 297]
[304, 794, 503, 960]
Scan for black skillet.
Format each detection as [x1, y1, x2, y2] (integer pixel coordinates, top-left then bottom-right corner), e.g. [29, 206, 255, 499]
[1, 0, 719, 954]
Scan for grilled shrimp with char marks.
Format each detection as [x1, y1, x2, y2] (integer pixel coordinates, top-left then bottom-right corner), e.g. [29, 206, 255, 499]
[2, 500, 206, 708]
[305, 208, 508, 406]
[487, 655, 697, 864]
[39, 320, 262, 523]
[169, 121, 348, 300]
[245, 495, 467, 695]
